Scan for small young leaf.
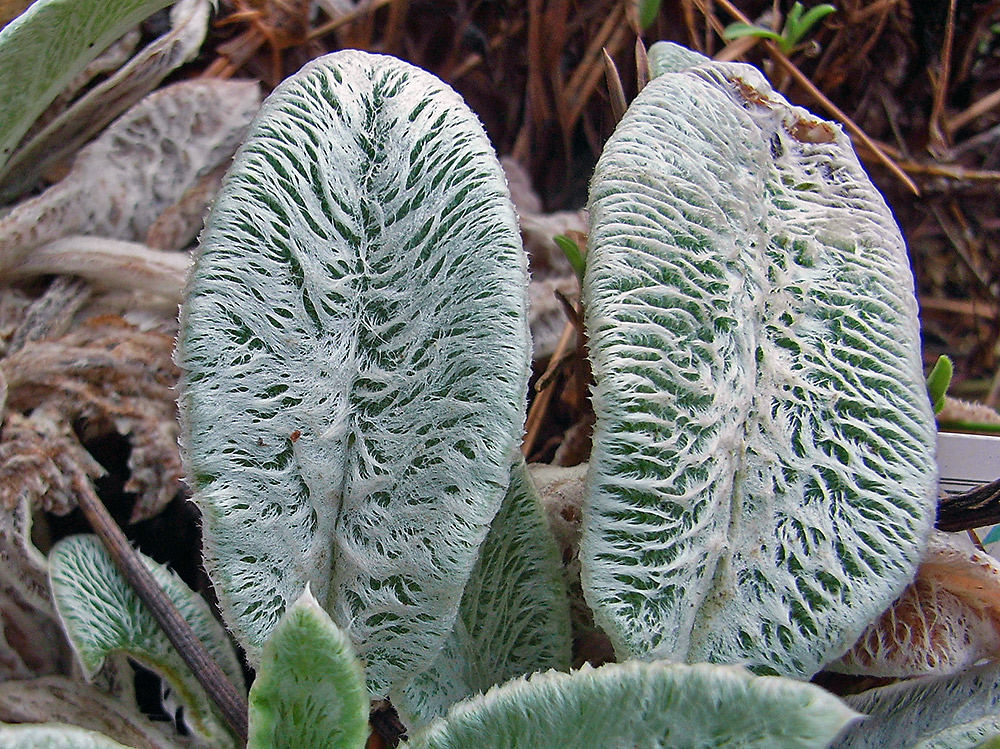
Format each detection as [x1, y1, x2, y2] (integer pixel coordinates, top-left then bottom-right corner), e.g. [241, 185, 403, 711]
[248, 586, 368, 749]
[582, 44, 937, 678]
[404, 660, 858, 749]
[48, 535, 245, 747]
[0, 0, 174, 173]
[834, 661, 1000, 748]
[787, 4, 836, 48]
[721, 22, 785, 46]
[553, 234, 586, 283]
[927, 355, 953, 414]
[0, 723, 132, 748]
[393, 458, 572, 729]
[178, 50, 530, 695]
[636, 0, 661, 29]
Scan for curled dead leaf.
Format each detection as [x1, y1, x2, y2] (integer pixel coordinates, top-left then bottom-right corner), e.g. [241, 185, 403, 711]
[0, 78, 260, 273]
[0, 316, 182, 523]
[830, 530, 1000, 677]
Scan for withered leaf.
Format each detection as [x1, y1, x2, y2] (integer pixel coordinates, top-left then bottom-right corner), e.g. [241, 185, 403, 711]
[830, 530, 1000, 677]
[0, 492, 70, 680]
[0, 316, 182, 522]
[0, 676, 179, 749]
[0, 78, 259, 273]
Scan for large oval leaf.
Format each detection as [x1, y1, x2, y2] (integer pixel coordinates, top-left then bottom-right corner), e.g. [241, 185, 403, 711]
[404, 660, 858, 749]
[177, 50, 530, 695]
[581, 43, 936, 677]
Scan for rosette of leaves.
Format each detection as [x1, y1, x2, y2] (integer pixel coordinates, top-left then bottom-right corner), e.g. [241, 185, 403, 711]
[581, 43, 937, 677]
[177, 49, 530, 696]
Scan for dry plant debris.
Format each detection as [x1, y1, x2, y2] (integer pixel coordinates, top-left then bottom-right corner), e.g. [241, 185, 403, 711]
[832, 530, 1000, 678]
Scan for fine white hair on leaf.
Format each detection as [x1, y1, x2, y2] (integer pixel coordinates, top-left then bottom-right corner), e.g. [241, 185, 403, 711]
[404, 660, 858, 749]
[177, 50, 530, 696]
[393, 457, 572, 730]
[835, 661, 1000, 748]
[580, 43, 937, 678]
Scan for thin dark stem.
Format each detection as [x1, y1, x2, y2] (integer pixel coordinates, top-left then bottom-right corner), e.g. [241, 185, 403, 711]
[73, 476, 249, 743]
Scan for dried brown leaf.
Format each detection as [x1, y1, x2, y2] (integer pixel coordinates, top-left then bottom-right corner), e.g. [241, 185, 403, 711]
[0, 493, 70, 679]
[0, 316, 182, 522]
[0, 78, 260, 274]
[0, 676, 179, 749]
[938, 395, 1000, 426]
[831, 530, 1000, 677]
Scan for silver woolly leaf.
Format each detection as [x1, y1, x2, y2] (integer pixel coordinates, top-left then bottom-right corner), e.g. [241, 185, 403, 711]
[48, 535, 244, 747]
[393, 457, 572, 729]
[405, 660, 858, 749]
[177, 50, 530, 695]
[581, 43, 937, 677]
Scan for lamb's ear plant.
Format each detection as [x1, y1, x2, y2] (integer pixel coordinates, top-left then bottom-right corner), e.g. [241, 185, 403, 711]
[176, 49, 531, 696]
[246, 582, 855, 749]
[47, 534, 246, 748]
[0, 0, 175, 172]
[580, 42, 938, 678]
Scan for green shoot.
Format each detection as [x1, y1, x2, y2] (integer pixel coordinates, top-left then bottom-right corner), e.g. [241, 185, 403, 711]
[722, 2, 836, 56]
[927, 355, 953, 414]
[554, 234, 586, 283]
[636, 0, 662, 30]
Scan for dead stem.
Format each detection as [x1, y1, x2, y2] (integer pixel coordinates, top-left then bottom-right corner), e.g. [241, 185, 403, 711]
[6, 237, 188, 301]
[602, 49, 628, 123]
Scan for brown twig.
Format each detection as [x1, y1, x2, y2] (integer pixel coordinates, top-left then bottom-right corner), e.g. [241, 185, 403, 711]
[927, 0, 956, 151]
[73, 476, 249, 743]
[937, 476, 1000, 531]
[523, 319, 576, 459]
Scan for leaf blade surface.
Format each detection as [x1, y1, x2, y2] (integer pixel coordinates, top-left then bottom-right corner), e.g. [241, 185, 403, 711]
[178, 50, 530, 694]
[582, 43, 937, 677]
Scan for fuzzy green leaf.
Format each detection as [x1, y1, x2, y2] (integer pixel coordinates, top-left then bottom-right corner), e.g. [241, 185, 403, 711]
[636, 0, 661, 29]
[927, 355, 953, 414]
[405, 660, 858, 749]
[393, 458, 572, 729]
[0, 723, 131, 748]
[582, 43, 937, 678]
[834, 662, 1000, 748]
[177, 50, 530, 695]
[721, 23, 786, 45]
[248, 586, 368, 749]
[553, 234, 586, 283]
[48, 535, 245, 747]
[0, 0, 173, 173]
